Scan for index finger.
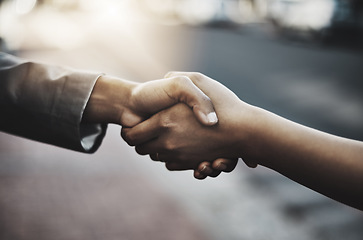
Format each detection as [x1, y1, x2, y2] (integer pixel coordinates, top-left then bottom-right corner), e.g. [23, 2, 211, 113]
[121, 113, 162, 146]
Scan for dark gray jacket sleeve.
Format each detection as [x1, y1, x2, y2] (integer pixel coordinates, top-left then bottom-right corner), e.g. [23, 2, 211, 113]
[0, 52, 107, 153]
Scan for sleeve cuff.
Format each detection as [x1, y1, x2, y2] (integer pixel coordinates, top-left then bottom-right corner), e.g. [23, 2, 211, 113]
[51, 71, 108, 153]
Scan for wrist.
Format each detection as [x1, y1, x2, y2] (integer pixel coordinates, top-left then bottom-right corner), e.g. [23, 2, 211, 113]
[230, 103, 266, 166]
[83, 75, 136, 124]
[240, 106, 285, 168]
[213, 100, 255, 159]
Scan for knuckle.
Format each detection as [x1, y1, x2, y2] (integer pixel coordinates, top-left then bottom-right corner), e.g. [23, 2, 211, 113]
[159, 116, 173, 129]
[191, 71, 203, 77]
[121, 131, 136, 146]
[164, 71, 175, 78]
[150, 155, 157, 161]
[172, 75, 191, 88]
[135, 146, 147, 155]
[165, 163, 175, 171]
[189, 72, 204, 82]
[163, 139, 176, 151]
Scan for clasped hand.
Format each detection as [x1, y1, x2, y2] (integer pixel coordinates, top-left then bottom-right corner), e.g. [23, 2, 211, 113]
[88, 72, 363, 210]
[85, 72, 241, 179]
[120, 72, 247, 179]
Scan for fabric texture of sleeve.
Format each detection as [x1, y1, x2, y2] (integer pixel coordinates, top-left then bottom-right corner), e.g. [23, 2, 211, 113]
[0, 52, 107, 153]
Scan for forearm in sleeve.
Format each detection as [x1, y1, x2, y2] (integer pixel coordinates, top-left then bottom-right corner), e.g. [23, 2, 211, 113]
[0, 52, 107, 153]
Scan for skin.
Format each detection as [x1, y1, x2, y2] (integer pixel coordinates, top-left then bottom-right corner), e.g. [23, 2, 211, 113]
[82, 75, 219, 127]
[122, 72, 363, 211]
[82, 75, 237, 177]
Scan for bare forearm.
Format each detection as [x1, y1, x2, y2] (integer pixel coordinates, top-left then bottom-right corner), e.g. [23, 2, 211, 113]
[243, 107, 363, 209]
[123, 71, 363, 206]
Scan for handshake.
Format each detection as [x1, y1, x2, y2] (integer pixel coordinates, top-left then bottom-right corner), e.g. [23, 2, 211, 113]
[83, 71, 255, 179]
[2, 52, 362, 209]
[84, 71, 363, 210]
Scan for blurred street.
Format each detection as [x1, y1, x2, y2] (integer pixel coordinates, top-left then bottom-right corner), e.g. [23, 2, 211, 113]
[1, 1, 363, 240]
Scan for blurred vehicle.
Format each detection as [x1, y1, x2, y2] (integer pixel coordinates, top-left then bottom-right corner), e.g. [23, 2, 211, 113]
[264, 0, 363, 44]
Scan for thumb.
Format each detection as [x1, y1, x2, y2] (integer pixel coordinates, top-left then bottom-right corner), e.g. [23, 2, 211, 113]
[164, 75, 218, 126]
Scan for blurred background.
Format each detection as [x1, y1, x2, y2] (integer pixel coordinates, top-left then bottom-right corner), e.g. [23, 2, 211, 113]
[0, 0, 363, 239]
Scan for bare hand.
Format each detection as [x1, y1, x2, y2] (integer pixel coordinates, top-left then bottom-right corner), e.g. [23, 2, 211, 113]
[84, 75, 219, 127]
[122, 72, 254, 177]
[122, 76, 219, 127]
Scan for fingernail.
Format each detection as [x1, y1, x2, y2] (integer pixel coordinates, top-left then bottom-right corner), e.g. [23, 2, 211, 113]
[207, 112, 218, 124]
[201, 166, 213, 175]
[217, 163, 227, 171]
